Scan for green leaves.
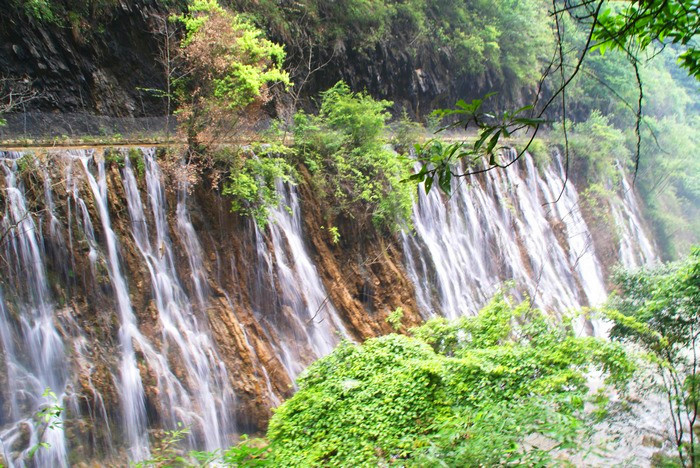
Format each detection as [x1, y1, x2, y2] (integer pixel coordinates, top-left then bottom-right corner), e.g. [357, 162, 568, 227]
[592, 0, 700, 79]
[410, 94, 547, 195]
[174, 0, 290, 147]
[265, 291, 632, 467]
[27, 387, 64, 460]
[292, 81, 414, 233]
[221, 147, 296, 228]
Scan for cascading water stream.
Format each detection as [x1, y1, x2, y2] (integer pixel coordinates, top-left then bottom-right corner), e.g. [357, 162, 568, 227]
[121, 150, 235, 450]
[245, 180, 349, 380]
[76, 151, 151, 460]
[0, 153, 69, 467]
[610, 164, 658, 268]
[268, 181, 348, 360]
[402, 149, 611, 321]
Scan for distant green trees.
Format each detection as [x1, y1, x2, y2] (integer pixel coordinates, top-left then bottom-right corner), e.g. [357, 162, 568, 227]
[593, 0, 700, 80]
[231, 0, 552, 89]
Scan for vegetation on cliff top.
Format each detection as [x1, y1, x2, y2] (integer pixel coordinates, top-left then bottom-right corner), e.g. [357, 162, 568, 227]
[293, 82, 414, 234]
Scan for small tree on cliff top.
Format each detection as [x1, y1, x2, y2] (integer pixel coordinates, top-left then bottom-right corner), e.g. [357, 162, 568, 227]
[174, 0, 290, 152]
[169, 0, 293, 226]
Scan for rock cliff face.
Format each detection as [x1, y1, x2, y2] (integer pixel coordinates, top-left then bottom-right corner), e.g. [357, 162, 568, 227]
[0, 1, 168, 116]
[0, 0, 529, 121]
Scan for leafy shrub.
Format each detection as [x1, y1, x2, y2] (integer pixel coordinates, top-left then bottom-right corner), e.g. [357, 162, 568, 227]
[21, 0, 60, 24]
[293, 81, 414, 233]
[174, 0, 290, 148]
[128, 148, 146, 177]
[266, 292, 634, 467]
[385, 306, 404, 331]
[220, 146, 295, 228]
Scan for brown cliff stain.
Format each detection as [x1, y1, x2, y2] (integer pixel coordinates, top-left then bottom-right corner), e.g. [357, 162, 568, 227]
[295, 165, 423, 337]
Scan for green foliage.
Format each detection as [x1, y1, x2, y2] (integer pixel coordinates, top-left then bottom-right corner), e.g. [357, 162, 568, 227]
[220, 147, 296, 228]
[12, 0, 135, 26]
[636, 114, 700, 260]
[605, 248, 700, 467]
[593, 0, 700, 79]
[553, 110, 629, 184]
[27, 387, 63, 460]
[385, 306, 404, 331]
[134, 423, 191, 468]
[174, 0, 289, 145]
[411, 95, 546, 194]
[135, 433, 270, 467]
[128, 148, 146, 178]
[266, 291, 634, 467]
[320, 225, 341, 245]
[293, 82, 414, 233]
[16, 153, 38, 175]
[233, 0, 551, 87]
[21, 0, 60, 24]
[103, 148, 125, 168]
[580, 183, 619, 243]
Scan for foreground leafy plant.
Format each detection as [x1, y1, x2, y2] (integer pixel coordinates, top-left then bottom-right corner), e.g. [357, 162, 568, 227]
[27, 387, 64, 460]
[266, 291, 634, 466]
[606, 247, 700, 467]
[409, 94, 546, 195]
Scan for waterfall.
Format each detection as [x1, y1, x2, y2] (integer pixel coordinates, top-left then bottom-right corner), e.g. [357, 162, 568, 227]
[0, 146, 660, 464]
[121, 150, 236, 450]
[402, 149, 615, 321]
[0, 153, 69, 467]
[268, 182, 348, 360]
[77, 152, 151, 460]
[610, 165, 658, 268]
[248, 181, 348, 379]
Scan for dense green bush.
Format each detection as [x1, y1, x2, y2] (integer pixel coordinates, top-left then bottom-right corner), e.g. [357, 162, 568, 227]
[293, 81, 414, 233]
[266, 292, 634, 467]
[606, 248, 700, 467]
